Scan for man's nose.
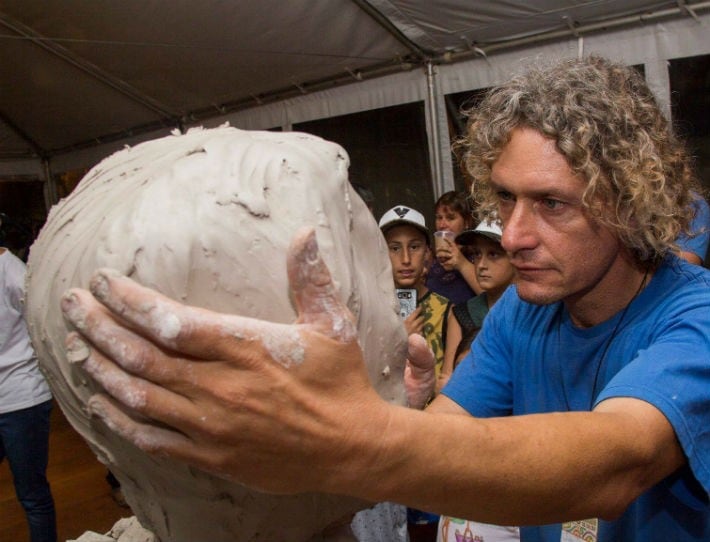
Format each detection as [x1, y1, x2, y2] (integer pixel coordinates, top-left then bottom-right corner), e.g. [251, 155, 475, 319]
[501, 202, 536, 254]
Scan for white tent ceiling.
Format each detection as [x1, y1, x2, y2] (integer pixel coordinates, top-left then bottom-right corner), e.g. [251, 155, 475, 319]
[1, 0, 709, 171]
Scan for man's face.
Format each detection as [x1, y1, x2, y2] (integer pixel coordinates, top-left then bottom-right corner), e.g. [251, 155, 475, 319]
[491, 127, 621, 307]
[471, 236, 515, 296]
[384, 225, 429, 289]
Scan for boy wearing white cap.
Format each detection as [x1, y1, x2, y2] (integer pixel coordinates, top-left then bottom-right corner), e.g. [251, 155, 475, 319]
[436, 217, 518, 542]
[438, 217, 516, 391]
[378, 205, 451, 542]
[378, 205, 451, 379]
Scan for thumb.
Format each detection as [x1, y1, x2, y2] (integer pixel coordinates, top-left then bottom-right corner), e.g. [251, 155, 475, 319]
[287, 227, 357, 343]
[404, 334, 436, 410]
[407, 333, 435, 372]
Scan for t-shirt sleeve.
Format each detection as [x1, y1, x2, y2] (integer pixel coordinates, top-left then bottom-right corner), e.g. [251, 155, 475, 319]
[596, 292, 710, 495]
[441, 289, 515, 417]
[3, 251, 26, 311]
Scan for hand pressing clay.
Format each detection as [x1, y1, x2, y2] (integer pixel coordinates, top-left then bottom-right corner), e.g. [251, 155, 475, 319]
[25, 126, 408, 541]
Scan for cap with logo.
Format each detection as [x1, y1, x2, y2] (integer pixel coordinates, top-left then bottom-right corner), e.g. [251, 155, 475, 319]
[378, 205, 430, 243]
[456, 218, 503, 245]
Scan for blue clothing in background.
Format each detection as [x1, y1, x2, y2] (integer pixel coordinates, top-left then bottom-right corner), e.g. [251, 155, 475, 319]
[677, 194, 710, 261]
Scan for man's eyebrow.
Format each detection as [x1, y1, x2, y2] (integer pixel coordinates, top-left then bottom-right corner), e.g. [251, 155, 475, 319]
[489, 181, 578, 201]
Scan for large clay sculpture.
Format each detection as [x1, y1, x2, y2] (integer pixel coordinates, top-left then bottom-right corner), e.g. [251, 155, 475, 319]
[25, 126, 407, 541]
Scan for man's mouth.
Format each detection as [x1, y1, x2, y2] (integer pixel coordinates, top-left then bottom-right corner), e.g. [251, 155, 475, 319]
[513, 265, 549, 280]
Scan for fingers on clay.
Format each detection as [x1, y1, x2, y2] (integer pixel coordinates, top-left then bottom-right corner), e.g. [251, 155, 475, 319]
[89, 394, 239, 482]
[78, 267, 317, 372]
[287, 227, 357, 343]
[87, 268, 194, 347]
[82, 268, 267, 360]
[88, 394, 193, 456]
[64, 315, 185, 386]
[81, 345, 198, 430]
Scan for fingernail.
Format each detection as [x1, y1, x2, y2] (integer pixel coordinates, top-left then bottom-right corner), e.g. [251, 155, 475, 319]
[60, 291, 86, 329]
[87, 395, 106, 419]
[304, 230, 319, 266]
[87, 396, 121, 436]
[89, 270, 111, 301]
[65, 332, 90, 364]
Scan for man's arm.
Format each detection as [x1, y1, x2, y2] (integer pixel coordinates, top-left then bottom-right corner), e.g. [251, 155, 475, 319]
[382, 395, 684, 524]
[62, 229, 686, 525]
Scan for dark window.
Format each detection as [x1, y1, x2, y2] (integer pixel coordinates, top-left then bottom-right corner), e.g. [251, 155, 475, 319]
[669, 54, 710, 193]
[294, 102, 433, 221]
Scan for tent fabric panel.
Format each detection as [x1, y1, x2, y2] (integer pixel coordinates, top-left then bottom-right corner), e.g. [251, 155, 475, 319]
[437, 12, 710, 105]
[0, 0, 413, 155]
[28, 1, 407, 111]
[1, 0, 709, 177]
[368, 0, 684, 49]
[0, 122, 34, 157]
[201, 66, 429, 131]
[0, 14, 173, 150]
[30, 11, 710, 179]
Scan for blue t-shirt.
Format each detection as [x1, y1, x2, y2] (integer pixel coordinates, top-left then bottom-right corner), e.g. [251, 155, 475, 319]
[677, 195, 710, 261]
[443, 255, 710, 542]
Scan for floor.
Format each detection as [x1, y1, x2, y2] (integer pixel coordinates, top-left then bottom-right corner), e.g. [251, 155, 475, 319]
[0, 401, 129, 542]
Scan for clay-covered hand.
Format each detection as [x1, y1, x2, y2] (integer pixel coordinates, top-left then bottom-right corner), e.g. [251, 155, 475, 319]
[60, 228, 390, 495]
[403, 334, 436, 410]
[403, 306, 424, 336]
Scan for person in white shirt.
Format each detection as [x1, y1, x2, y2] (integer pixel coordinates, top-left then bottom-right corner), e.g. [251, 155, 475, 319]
[0, 247, 56, 542]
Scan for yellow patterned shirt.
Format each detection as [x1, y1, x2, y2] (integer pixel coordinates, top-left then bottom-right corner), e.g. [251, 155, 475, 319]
[418, 290, 451, 376]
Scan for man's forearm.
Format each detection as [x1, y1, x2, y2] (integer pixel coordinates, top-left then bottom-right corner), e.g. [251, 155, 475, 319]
[335, 398, 684, 526]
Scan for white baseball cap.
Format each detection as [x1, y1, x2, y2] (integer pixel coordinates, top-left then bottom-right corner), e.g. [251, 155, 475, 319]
[378, 205, 430, 242]
[456, 218, 503, 245]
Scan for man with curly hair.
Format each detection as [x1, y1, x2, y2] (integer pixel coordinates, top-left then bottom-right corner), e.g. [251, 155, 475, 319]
[64, 56, 709, 542]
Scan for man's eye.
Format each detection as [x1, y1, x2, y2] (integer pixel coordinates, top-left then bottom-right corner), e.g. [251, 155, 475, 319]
[541, 198, 563, 210]
[497, 191, 514, 202]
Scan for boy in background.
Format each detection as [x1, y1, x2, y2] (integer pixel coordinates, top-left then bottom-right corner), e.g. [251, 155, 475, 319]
[379, 205, 451, 379]
[379, 204, 451, 542]
[436, 218, 519, 542]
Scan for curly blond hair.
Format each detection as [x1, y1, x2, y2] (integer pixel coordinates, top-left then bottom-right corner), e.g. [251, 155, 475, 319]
[459, 55, 702, 262]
